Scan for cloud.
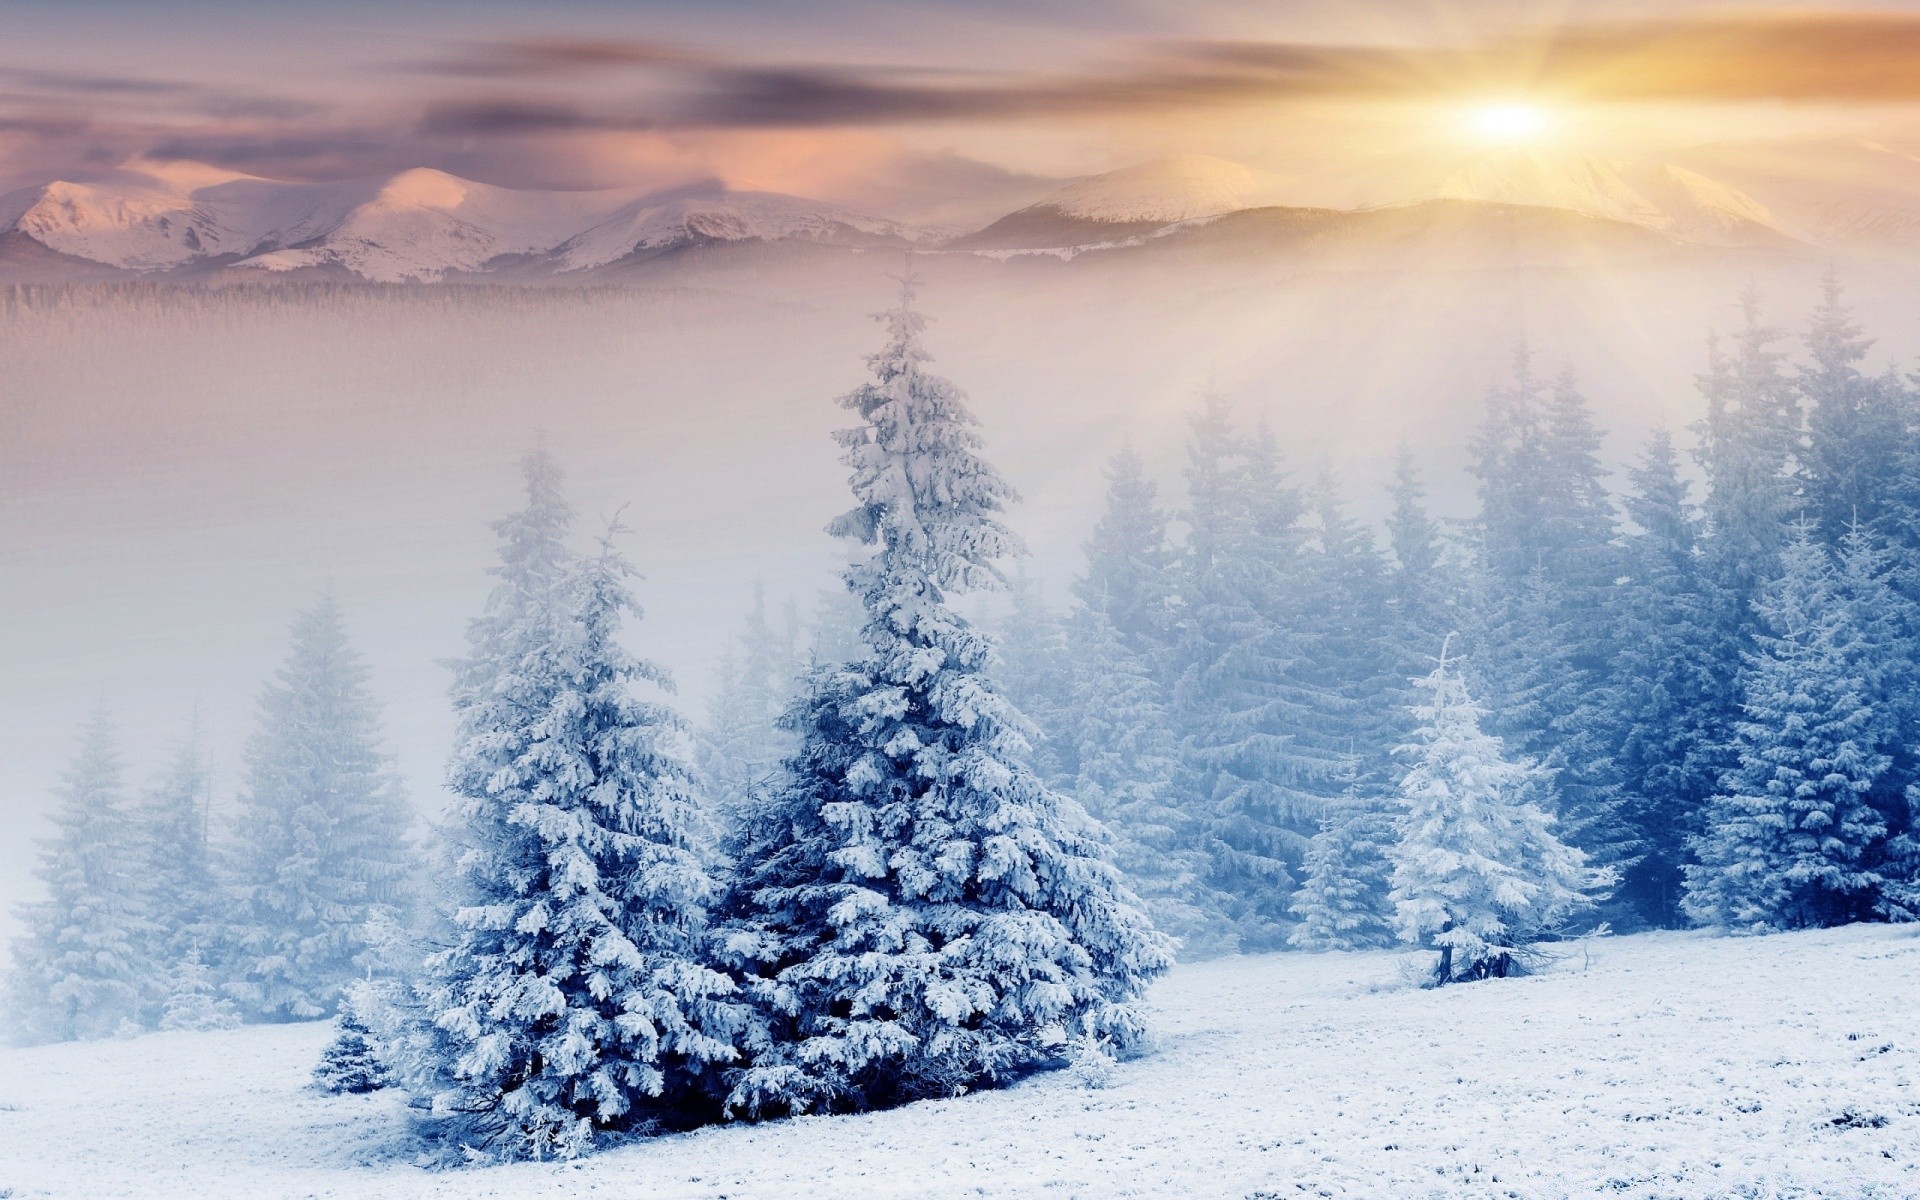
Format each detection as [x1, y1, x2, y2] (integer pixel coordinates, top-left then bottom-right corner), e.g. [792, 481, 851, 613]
[402, 37, 713, 78]
[395, 13, 1920, 135]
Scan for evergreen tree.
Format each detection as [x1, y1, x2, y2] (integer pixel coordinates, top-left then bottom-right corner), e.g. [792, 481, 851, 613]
[138, 720, 219, 977]
[313, 1010, 389, 1093]
[225, 596, 415, 1021]
[1288, 791, 1398, 952]
[1695, 289, 1802, 608]
[158, 949, 240, 1032]
[1684, 527, 1893, 931]
[6, 709, 152, 1042]
[1605, 429, 1739, 925]
[1388, 645, 1606, 983]
[1170, 408, 1349, 951]
[1299, 466, 1402, 797]
[405, 457, 740, 1159]
[1468, 359, 1633, 918]
[721, 281, 1172, 1118]
[994, 568, 1077, 789]
[1073, 446, 1173, 656]
[1385, 444, 1447, 630]
[1066, 601, 1227, 957]
[1800, 272, 1908, 547]
[698, 584, 801, 832]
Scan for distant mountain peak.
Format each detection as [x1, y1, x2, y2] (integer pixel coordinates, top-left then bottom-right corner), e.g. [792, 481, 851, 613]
[1040, 155, 1266, 224]
[945, 155, 1274, 251]
[1436, 150, 1796, 246]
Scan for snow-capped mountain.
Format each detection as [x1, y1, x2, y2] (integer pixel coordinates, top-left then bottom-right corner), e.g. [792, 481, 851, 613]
[943, 155, 1271, 250]
[552, 184, 925, 272]
[0, 161, 930, 281]
[1671, 138, 1920, 251]
[1434, 150, 1797, 247]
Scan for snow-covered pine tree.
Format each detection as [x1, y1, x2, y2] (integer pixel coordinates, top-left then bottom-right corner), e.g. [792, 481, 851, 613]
[1684, 526, 1895, 931]
[313, 1010, 390, 1093]
[1282, 470, 1406, 952]
[1694, 290, 1802, 609]
[225, 595, 415, 1021]
[138, 720, 219, 983]
[158, 949, 240, 1032]
[406, 457, 740, 1159]
[994, 568, 1078, 789]
[720, 279, 1172, 1119]
[1467, 360, 1639, 922]
[6, 709, 153, 1042]
[1066, 600, 1226, 957]
[1170, 405, 1350, 951]
[1604, 429, 1739, 926]
[1388, 643, 1606, 983]
[1800, 272, 1908, 548]
[698, 583, 801, 832]
[1385, 444, 1450, 639]
[1073, 446, 1174, 657]
[1288, 791, 1398, 952]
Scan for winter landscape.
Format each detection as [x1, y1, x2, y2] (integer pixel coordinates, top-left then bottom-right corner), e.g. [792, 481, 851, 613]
[7, 3, 1920, 1199]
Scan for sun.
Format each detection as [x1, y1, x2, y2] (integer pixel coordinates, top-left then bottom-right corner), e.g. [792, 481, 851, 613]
[1466, 101, 1554, 144]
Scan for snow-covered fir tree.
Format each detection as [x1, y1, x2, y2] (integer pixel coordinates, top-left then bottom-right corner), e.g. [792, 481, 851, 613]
[158, 949, 240, 1032]
[720, 280, 1173, 1118]
[1799, 273, 1908, 548]
[138, 720, 219, 980]
[1684, 526, 1896, 931]
[1288, 792, 1398, 952]
[1604, 429, 1738, 925]
[403, 456, 740, 1159]
[1171, 402, 1350, 951]
[994, 568, 1078, 789]
[1073, 446, 1174, 657]
[6, 709, 153, 1043]
[225, 595, 415, 1021]
[698, 583, 801, 832]
[313, 1010, 390, 1094]
[1066, 600, 1226, 957]
[1388, 644, 1607, 983]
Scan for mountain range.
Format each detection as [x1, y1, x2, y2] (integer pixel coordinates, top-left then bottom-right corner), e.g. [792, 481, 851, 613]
[1, 145, 1906, 284]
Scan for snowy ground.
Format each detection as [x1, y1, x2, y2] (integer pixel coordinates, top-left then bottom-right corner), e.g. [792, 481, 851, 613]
[2, 924, 1916, 1200]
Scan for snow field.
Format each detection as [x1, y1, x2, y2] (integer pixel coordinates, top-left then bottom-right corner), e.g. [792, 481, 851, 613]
[1, 923, 1914, 1199]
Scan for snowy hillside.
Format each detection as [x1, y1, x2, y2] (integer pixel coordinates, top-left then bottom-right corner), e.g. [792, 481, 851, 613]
[3, 924, 1914, 1199]
[1436, 150, 1798, 247]
[0, 162, 927, 282]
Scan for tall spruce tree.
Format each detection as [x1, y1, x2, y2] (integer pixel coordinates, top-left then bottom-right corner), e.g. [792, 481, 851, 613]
[994, 568, 1078, 790]
[1683, 527, 1893, 931]
[1800, 273, 1908, 547]
[138, 720, 219, 975]
[1073, 446, 1174, 657]
[1170, 407, 1349, 951]
[1468, 359, 1634, 919]
[403, 453, 741, 1159]
[1288, 790, 1398, 952]
[1604, 429, 1737, 925]
[1066, 601, 1226, 957]
[226, 595, 415, 1021]
[720, 281, 1171, 1118]
[1388, 646, 1606, 983]
[6, 709, 152, 1042]
[1695, 290, 1802, 607]
[699, 584, 801, 832]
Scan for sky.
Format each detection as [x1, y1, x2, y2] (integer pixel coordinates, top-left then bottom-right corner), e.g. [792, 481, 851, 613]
[9, 1, 1920, 221]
